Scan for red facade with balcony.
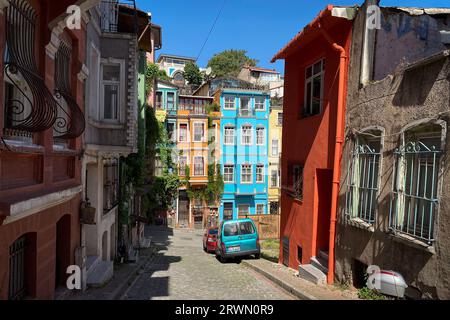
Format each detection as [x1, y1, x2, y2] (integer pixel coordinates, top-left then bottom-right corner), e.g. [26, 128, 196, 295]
[272, 6, 353, 283]
[0, 0, 90, 299]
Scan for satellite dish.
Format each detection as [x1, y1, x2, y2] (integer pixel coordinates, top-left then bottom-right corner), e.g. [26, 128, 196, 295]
[205, 67, 212, 76]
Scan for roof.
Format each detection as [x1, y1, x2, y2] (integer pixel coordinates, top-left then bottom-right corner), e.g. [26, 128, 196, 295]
[246, 66, 280, 74]
[157, 54, 196, 63]
[271, 5, 357, 63]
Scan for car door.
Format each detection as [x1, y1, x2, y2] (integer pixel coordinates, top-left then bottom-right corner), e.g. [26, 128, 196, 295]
[222, 221, 241, 253]
[237, 220, 257, 252]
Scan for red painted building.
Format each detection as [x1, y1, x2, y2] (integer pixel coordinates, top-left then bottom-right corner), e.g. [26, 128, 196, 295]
[0, 0, 95, 299]
[272, 5, 354, 284]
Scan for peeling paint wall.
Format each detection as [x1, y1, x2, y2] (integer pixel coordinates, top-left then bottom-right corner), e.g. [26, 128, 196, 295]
[374, 8, 450, 80]
[335, 2, 450, 300]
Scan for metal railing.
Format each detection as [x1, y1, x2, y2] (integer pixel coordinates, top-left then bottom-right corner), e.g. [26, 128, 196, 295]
[346, 144, 381, 224]
[178, 104, 207, 115]
[100, 0, 138, 34]
[389, 141, 442, 244]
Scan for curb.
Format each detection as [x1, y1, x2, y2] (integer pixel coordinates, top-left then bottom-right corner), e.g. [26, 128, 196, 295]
[110, 246, 156, 300]
[241, 260, 318, 301]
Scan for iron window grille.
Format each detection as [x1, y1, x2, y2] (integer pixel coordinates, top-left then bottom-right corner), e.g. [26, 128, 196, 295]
[3, 0, 58, 136]
[389, 139, 442, 245]
[8, 236, 27, 300]
[53, 42, 85, 140]
[270, 201, 279, 215]
[292, 165, 304, 200]
[103, 161, 119, 213]
[99, 0, 139, 34]
[346, 141, 381, 224]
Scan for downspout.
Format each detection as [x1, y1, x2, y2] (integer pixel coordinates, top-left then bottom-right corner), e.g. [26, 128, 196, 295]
[318, 21, 347, 285]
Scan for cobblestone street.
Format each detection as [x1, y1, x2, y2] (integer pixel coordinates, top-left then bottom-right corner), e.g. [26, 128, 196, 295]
[121, 226, 296, 300]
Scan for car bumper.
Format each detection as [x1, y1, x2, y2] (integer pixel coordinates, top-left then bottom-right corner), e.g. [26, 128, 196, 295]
[219, 248, 260, 259]
[206, 243, 217, 251]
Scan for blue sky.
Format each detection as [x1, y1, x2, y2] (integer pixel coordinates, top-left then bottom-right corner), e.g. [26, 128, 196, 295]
[137, 0, 450, 73]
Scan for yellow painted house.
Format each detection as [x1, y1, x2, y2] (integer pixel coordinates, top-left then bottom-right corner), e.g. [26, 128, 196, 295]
[268, 105, 283, 214]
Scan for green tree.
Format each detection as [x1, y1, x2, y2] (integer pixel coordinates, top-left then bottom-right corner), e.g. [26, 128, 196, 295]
[183, 62, 203, 86]
[146, 62, 171, 93]
[207, 50, 258, 78]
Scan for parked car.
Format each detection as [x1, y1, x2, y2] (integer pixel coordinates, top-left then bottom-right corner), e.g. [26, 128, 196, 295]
[216, 218, 260, 263]
[203, 227, 219, 253]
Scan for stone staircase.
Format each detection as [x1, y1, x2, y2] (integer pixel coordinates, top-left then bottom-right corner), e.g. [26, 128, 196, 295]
[86, 255, 114, 288]
[298, 250, 329, 285]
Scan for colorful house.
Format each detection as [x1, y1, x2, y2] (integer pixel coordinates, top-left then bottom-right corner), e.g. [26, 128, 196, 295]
[268, 105, 283, 214]
[271, 5, 354, 284]
[217, 87, 270, 220]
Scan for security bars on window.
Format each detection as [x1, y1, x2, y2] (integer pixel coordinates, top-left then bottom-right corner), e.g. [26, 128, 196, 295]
[389, 140, 442, 245]
[346, 143, 381, 224]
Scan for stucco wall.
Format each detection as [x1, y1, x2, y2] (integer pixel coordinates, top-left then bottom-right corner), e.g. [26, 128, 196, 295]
[335, 5, 450, 299]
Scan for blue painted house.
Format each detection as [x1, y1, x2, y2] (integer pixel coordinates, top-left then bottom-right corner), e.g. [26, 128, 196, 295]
[218, 87, 270, 221]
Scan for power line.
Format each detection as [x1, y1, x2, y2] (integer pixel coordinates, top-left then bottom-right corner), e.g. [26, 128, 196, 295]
[196, 0, 227, 62]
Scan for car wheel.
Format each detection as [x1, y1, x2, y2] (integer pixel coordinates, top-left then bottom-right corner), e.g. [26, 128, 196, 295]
[255, 252, 261, 260]
[203, 244, 207, 252]
[219, 253, 227, 263]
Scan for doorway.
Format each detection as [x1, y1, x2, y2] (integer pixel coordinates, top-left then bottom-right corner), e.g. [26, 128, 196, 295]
[55, 215, 71, 289]
[315, 169, 332, 254]
[178, 191, 190, 228]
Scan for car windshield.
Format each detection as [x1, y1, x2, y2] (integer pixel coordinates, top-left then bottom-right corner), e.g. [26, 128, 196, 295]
[209, 229, 218, 235]
[239, 221, 255, 235]
[224, 223, 239, 236]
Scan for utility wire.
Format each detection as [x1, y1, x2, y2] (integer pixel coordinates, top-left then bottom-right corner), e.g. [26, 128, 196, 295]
[196, 0, 227, 62]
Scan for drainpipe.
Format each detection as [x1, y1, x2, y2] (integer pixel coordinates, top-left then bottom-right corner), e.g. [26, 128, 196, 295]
[318, 21, 348, 285]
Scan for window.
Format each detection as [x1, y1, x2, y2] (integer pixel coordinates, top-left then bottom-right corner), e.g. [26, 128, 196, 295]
[278, 112, 283, 126]
[240, 97, 251, 116]
[154, 157, 163, 176]
[346, 133, 382, 224]
[255, 97, 265, 111]
[290, 165, 304, 200]
[256, 165, 264, 183]
[241, 164, 252, 183]
[167, 92, 175, 110]
[224, 165, 235, 183]
[256, 204, 265, 215]
[271, 170, 279, 188]
[304, 59, 324, 117]
[224, 96, 235, 109]
[272, 139, 279, 156]
[256, 127, 265, 145]
[223, 202, 233, 221]
[193, 123, 205, 142]
[224, 126, 235, 145]
[239, 221, 255, 234]
[194, 157, 204, 176]
[103, 160, 119, 213]
[238, 205, 250, 217]
[270, 201, 279, 215]
[155, 92, 162, 109]
[241, 125, 252, 145]
[179, 156, 187, 176]
[167, 123, 175, 142]
[224, 222, 239, 236]
[390, 124, 443, 244]
[179, 123, 188, 142]
[101, 64, 121, 121]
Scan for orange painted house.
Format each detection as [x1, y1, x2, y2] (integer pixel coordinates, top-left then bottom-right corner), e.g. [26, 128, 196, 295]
[271, 5, 355, 284]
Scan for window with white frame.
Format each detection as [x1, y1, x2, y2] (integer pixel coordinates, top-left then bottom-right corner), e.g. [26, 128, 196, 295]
[390, 124, 443, 244]
[240, 97, 251, 116]
[238, 205, 250, 216]
[256, 127, 265, 145]
[193, 123, 205, 142]
[241, 164, 252, 183]
[194, 157, 204, 176]
[256, 204, 265, 215]
[256, 165, 264, 183]
[241, 125, 252, 145]
[224, 96, 235, 109]
[304, 59, 324, 117]
[179, 155, 188, 176]
[101, 63, 122, 121]
[255, 97, 265, 111]
[272, 139, 279, 156]
[179, 123, 188, 142]
[346, 132, 382, 224]
[271, 170, 278, 188]
[224, 126, 235, 145]
[224, 165, 235, 183]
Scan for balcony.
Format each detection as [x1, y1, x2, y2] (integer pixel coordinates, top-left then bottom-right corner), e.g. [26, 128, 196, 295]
[238, 109, 256, 117]
[178, 104, 207, 115]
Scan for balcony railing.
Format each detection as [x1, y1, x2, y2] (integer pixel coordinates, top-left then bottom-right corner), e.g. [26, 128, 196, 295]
[178, 104, 207, 115]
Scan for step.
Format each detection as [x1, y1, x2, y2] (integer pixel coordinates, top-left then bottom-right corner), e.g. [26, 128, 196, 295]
[298, 264, 327, 285]
[128, 248, 139, 263]
[86, 255, 99, 274]
[311, 257, 329, 275]
[318, 250, 329, 262]
[87, 260, 114, 288]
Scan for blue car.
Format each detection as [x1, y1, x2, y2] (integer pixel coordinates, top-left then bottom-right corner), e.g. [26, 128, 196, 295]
[216, 218, 260, 263]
